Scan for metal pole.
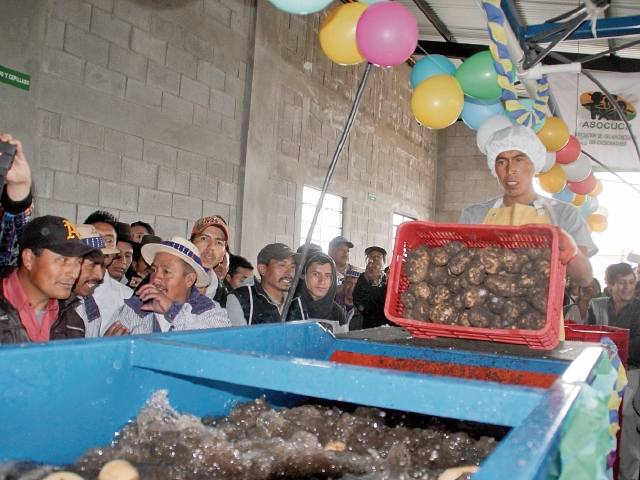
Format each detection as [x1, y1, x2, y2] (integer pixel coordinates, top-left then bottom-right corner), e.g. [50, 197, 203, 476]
[281, 62, 373, 322]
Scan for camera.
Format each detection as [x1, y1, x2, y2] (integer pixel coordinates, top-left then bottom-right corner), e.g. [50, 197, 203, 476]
[0, 141, 17, 182]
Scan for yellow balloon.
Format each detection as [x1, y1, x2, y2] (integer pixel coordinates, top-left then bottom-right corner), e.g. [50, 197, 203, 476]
[537, 163, 566, 194]
[587, 214, 608, 233]
[588, 179, 603, 197]
[571, 194, 587, 206]
[411, 74, 464, 129]
[319, 3, 367, 66]
[536, 117, 570, 151]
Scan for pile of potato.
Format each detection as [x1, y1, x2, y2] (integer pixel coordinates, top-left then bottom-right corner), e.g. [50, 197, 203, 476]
[401, 241, 550, 330]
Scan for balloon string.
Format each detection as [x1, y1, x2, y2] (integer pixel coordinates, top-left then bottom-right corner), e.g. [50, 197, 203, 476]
[281, 62, 373, 322]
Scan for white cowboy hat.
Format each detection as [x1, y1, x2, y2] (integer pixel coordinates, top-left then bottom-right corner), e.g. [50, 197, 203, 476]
[142, 236, 210, 288]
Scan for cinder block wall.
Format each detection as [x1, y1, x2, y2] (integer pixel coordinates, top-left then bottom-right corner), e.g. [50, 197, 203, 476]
[434, 123, 503, 223]
[240, 1, 437, 264]
[2, 0, 437, 264]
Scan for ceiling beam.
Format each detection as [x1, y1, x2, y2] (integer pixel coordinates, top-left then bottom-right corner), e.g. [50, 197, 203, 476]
[410, 0, 455, 43]
[414, 40, 640, 72]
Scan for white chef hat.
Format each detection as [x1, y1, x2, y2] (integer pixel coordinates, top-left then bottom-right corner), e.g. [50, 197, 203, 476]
[485, 125, 547, 177]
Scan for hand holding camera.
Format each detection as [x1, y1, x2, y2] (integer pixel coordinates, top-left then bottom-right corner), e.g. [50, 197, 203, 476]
[0, 133, 31, 202]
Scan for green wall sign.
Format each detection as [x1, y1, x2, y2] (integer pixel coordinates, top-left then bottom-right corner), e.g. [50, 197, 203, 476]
[0, 65, 30, 91]
[367, 192, 377, 202]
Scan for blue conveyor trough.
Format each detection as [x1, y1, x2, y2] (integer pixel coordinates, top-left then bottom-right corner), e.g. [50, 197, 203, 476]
[0, 322, 606, 479]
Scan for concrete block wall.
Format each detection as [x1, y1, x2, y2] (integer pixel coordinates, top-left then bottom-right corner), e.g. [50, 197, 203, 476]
[434, 122, 503, 223]
[4, 0, 253, 245]
[240, 1, 437, 266]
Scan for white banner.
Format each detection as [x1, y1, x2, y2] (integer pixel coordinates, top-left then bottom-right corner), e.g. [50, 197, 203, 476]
[547, 71, 640, 171]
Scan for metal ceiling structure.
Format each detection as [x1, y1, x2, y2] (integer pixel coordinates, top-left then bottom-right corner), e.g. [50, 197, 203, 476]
[395, 0, 640, 72]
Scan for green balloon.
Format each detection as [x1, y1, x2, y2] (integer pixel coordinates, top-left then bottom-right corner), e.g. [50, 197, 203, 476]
[455, 51, 502, 100]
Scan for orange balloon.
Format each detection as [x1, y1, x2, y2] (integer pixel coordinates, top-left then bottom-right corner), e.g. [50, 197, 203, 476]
[319, 3, 367, 65]
[571, 194, 587, 206]
[588, 179, 603, 197]
[536, 117, 570, 151]
[587, 214, 608, 233]
[537, 163, 567, 194]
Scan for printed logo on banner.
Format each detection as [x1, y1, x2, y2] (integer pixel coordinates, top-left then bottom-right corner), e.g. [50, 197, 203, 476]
[580, 91, 637, 122]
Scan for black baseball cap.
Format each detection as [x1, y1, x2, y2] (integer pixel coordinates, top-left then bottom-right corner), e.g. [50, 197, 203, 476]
[329, 236, 354, 250]
[257, 243, 302, 265]
[19, 215, 96, 257]
[364, 246, 387, 257]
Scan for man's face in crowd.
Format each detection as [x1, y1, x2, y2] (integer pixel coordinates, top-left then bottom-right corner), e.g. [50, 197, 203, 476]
[258, 257, 296, 294]
[130, 226, 150, 243]
[133, 257, 151, 278]
[610, 273, 636, 305]
[74, 256, 106, 297]
[366, 251, 385, 271]
[214, 253, 229, 281]
[305, 262, 333, 301]
[579, 278, 600, 303]
[92, 222, 117, 250]
[227, 267, 253, 290]
[22, 249, 83, 300]
[494, 150, 536, 204]
[342, 276, 357, 302]
[330, 244, 350, 269]
[149, 252, 196, 304]
[108, 241, 133, 281]
[192, 226, 227, 270]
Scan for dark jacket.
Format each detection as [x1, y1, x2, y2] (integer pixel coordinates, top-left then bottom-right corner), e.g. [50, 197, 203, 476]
[353, 271, 393, 329]
[587, 296, 640, 369]
[297, 252, 347, 333]
[0, 267, 85, 345]
[231, 276, 306, 325]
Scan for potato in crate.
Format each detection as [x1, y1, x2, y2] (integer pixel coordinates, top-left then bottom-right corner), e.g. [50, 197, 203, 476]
[385, 221, 566, 350]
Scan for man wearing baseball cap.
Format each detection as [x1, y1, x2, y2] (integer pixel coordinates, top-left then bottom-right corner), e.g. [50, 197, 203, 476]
[72, 224, 120, 338]
[328, 235, 356, 281]
[104, 236, 230, 334]
[226, 243, 306, 325]
[353, 246, 393, 329]
[190, 215, 229, 301]
[0, 215, 96, 344]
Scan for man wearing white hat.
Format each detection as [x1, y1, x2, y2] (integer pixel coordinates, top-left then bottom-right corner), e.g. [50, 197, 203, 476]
[459, 124, 596, 287]
[104, 237, 230, 334]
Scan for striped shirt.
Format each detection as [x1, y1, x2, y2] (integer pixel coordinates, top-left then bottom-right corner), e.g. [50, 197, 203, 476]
[108, 287, 231, 334]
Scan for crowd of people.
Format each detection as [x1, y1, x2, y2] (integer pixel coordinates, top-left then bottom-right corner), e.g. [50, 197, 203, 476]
[1, 123, 640, 478]
[0, 133, 399, 345]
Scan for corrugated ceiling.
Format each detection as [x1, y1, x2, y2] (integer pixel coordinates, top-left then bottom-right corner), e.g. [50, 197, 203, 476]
[396, 0, 640, 65]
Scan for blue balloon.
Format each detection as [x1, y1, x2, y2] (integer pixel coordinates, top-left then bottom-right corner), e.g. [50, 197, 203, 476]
[578, 197, 592, 217]
[268, 0, 332, 15]
[360, 0, 388, 3]
[461, 97, 504, 130]
[553, 185, 576, 204]
[410, 55, 457, 89]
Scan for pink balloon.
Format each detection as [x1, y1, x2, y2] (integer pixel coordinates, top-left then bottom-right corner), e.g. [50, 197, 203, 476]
[567, 171, 597, 195]
[555, 135, 581, 165]
[356, 2, 418, 67]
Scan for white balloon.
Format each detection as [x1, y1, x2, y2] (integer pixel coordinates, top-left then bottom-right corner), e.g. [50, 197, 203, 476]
[560, 153, 592, 182]
[476, 114, 513, 154]
[587, 196, 599, 214]
[594, 206, 609, 218]
[540, 151, 556, 173]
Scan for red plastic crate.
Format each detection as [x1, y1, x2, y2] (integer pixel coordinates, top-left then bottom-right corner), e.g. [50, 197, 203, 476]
[564, 325, 629, 367]
[385, 221, 565, 350]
